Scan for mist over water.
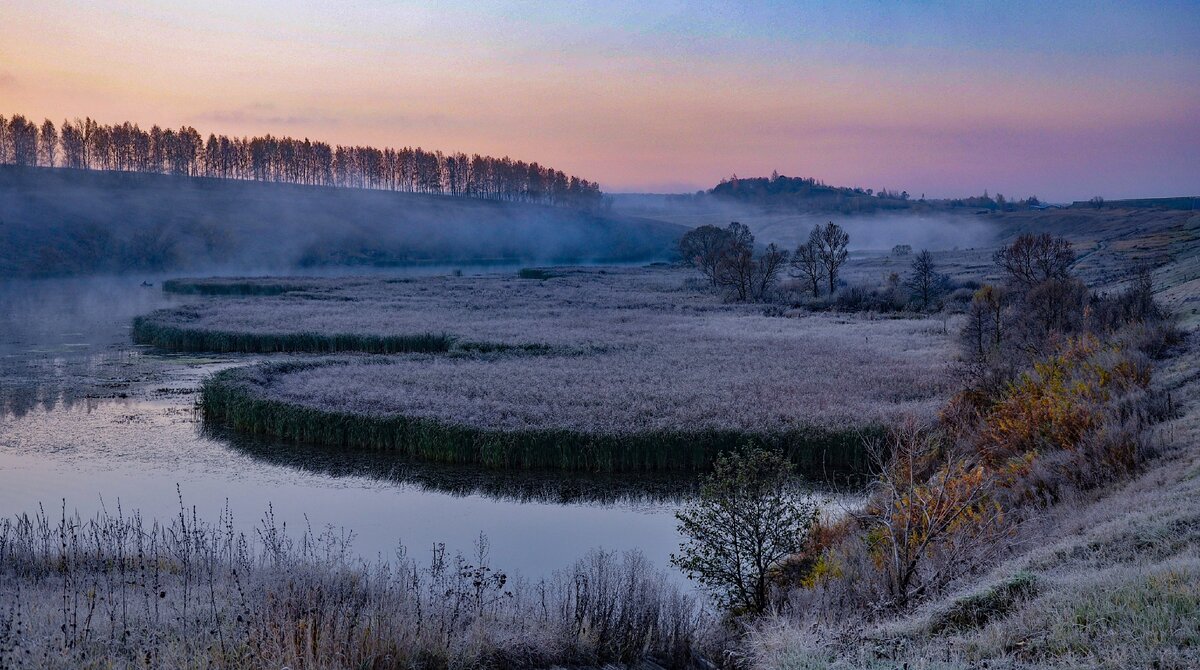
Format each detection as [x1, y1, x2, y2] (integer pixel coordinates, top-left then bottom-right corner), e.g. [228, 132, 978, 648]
[0, 166, 685, 278]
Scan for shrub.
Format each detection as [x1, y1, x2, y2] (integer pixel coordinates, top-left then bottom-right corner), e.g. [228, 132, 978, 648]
[858, 423, 1011, 610]
[672, 445, 818, 614]
[0, 504, 713, 669]
[976, 337, 1150, 477]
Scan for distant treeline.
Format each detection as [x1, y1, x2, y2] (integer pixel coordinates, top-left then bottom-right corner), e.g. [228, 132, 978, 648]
[668, 172, 1045, 215]
[0, 112, 604, 210]
[1070, 196, 1199, 211]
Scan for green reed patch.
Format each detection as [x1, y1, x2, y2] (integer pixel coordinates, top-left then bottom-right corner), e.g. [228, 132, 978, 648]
[201, 361, 879, 475]
[161, 278, 311, 295]
[133, 314, 452, 354]
[518, 267, 557, 279]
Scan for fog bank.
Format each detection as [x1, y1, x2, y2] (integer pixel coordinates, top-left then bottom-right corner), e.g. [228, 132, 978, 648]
[612, 193, 999, 252]
[0, 166, 685, 278]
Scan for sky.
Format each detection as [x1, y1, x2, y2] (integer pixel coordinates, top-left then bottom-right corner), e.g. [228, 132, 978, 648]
[1, 0, 1198, 200]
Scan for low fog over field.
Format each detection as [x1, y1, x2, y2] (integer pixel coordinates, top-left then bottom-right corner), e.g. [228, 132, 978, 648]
[613, 192, 999, 251]
[0, 166, 685, 277]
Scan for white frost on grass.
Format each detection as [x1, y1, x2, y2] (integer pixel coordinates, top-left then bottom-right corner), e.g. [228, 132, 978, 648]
[178, 268, 958, 433]
[149, 268, 756, 348]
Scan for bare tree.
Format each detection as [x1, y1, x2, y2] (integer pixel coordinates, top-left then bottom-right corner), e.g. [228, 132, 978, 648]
[679, 225, 732, 286]
[0, 110, 606, 209]
[790, 239, 825, 297]
[672, 445, 818, 614]
[812, 222, 849, 294]
[0, 115, 8, 164]
[993, 233, 1075, 291]
[961, 285, 1006, 364]
[7, 115, 38, 166]
[751, 243, 789, 300]
[906, 249, 945, 309]
[726, 221, 754, 249]
[715, 241, 755, 301]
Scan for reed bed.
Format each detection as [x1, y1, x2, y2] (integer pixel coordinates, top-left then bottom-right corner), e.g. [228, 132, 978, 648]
[203, 371, 876, 473]
[150, 268, 954, 472]
[133, 267, 739, 352]
[0, 502, 712, 669]
[161, 278, 309, 296]
[198, 342, 934, 473]
[132, 313, 453, 354]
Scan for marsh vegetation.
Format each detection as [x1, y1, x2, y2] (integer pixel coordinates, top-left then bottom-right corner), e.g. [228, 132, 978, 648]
[4, 201, 1197, 668]
[0, 502, 710, 669]
[136, 267, 955, 473]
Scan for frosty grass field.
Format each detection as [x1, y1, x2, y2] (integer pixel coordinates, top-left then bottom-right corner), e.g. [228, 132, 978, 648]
[141, 267, 958, 472]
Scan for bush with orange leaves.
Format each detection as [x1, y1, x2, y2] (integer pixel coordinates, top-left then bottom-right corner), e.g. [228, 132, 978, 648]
[774, 252, 1178, 618]
[953, 335, 1155, 500]
[778, 332, 1166, 616]
[856, 422, 1012, 610]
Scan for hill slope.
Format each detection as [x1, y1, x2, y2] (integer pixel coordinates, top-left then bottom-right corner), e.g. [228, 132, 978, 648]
[0, 166, 685, 277]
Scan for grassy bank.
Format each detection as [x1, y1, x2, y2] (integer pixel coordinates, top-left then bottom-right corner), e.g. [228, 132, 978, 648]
[201, 362, 879, 474]
[746, 338, 1200, 669]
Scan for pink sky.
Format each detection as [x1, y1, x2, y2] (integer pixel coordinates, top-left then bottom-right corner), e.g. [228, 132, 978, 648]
[2, 1, 1197, 200]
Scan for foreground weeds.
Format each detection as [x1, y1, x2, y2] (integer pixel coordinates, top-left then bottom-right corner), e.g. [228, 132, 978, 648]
[0, 499, 713, 669]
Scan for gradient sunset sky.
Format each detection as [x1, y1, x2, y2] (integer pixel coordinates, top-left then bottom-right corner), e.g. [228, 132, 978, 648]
[2, 1, 1197, 200]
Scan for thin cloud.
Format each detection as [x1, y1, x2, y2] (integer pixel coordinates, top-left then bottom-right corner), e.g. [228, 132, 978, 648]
[195, 103, 340, 128]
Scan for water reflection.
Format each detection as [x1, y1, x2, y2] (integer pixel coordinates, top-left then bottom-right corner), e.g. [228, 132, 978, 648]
[0, 275, 690, 578]
[213, 426, 698, 506]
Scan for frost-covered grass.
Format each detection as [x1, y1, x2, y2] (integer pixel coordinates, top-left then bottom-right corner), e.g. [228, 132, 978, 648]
[136, 267, 766, 351]
[0, 502, 710, 669]
[741, 335, 1200, 670]
[149, 268, 956, 471]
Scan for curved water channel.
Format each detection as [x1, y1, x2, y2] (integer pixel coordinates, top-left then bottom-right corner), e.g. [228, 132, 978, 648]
[0, 274, 697, 581]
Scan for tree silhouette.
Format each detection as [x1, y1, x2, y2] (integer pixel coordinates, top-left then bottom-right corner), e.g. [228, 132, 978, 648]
[1, 111, 605, 210]
[906, 249, 946, 309]
[811, 222, 850, 294]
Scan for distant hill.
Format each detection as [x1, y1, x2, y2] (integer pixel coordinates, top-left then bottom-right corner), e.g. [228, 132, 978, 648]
[707, 174, 914, 213]
[0, 166, 685, 277]
[636, 174, 1047, 216]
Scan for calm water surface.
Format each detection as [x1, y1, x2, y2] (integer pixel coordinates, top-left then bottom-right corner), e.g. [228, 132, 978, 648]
[0, 275, 690, 580]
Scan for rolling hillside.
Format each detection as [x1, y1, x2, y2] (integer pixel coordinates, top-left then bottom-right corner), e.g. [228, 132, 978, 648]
[0, 166, 685, 277]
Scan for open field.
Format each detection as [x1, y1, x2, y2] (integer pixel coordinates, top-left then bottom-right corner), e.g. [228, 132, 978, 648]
[136, 268, 957, 472]
[139, 268, 715, 352]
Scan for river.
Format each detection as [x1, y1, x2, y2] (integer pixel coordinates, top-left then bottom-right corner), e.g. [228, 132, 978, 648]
[0, 274, 690, 580]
